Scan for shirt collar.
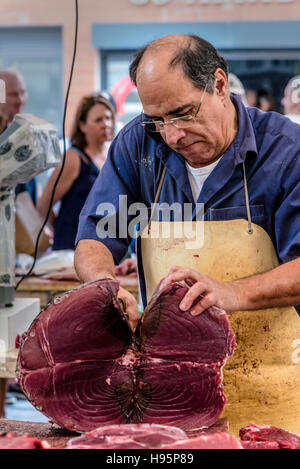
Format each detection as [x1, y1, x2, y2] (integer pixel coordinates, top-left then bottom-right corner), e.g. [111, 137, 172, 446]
[230, 94, 258, 164]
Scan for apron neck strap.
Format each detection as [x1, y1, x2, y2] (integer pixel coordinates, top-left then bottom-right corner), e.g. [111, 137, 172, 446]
[242, 162, 253, 235]
[148, 166, 167, 234]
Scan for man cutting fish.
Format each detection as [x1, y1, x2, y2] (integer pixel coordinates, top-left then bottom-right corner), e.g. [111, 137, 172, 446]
[74, 34, 300, 433]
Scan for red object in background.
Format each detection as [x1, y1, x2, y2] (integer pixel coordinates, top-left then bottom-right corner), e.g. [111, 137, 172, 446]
[15, 335, 21, 349]
[0, 432, 49, 449]
[110, 76, 137, 115]
[15, 333, 26, 349]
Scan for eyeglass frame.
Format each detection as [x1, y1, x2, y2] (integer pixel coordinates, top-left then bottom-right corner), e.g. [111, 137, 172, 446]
[140, 83, 208, 133]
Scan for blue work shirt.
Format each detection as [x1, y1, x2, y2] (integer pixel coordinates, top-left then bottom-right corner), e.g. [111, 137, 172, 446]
[76, 95, 300, 312]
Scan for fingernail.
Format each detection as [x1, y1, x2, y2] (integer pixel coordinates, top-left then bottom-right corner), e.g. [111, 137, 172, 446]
[180, 301, 187, 311]
[190, 308, 199, 316]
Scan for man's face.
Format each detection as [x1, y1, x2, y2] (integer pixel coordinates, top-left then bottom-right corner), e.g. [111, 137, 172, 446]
[137, 64, 236, 168]
[0, 73, 28, 124]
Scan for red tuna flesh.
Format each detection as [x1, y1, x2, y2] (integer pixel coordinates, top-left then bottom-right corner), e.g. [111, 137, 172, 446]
[17, 279, 236, 433]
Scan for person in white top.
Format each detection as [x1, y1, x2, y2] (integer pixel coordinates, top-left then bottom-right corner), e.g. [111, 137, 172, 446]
[228, 73, 248, 107]
[281, 75, 300, 124]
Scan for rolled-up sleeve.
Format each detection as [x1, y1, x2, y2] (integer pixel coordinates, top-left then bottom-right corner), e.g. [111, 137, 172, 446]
[75, 128, 140, 264]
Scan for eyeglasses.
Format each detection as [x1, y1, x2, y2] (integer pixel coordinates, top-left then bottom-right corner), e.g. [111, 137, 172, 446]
[140, 83, 208, 133]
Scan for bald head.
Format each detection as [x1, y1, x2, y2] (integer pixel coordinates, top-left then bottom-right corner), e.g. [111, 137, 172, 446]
[135, 35, 187, 83]
[282, 75, 300, 116]
[0, 68, 28, 124]
[130, 34, 228, 95]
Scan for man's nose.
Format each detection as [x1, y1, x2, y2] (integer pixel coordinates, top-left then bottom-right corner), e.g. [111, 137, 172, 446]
[19, 91, 28, 104]
[14, 93, 24, 105]
[163, 124, 186, 147]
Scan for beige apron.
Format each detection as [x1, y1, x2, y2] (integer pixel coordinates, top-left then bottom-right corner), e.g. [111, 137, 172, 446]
[140, 164, 300, 436]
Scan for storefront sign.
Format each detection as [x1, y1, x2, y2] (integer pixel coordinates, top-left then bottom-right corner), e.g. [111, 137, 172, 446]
[130, 0, 294, 5]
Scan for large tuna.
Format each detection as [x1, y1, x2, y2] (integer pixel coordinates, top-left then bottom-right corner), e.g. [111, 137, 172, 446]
[17, 278, 236, 433]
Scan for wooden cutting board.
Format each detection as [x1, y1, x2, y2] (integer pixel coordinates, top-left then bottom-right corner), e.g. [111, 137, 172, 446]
[0, 419, 77, 449]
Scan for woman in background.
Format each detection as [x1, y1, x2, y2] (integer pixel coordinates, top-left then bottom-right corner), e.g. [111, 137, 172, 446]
[37, 93, 115, 250]
[0, 113, 6, 133]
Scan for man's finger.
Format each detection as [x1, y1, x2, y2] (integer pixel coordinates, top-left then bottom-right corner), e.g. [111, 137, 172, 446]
[160, 269, 201, 291]
[118, 288, 139, 331]
[126, 302, 139, 331]
[129, 316, 139, 332]
[190, 304, 206, 316]
[168, 265, 183, 274]
[190, 294, 215, 316]
[179, 282, 207, 311]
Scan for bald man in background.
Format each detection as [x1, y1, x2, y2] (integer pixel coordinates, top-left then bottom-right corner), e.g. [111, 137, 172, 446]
[0, 68, 36, 204]
[0, 69, 35, 412]
[0, 68, 28, 125]
[282, 75, 300, 125]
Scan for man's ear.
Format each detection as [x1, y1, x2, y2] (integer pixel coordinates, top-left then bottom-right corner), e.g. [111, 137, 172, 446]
[214, 68, 228, 98]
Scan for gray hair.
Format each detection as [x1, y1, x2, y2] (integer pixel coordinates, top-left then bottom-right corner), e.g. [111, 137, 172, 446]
[129, 34, 228, 94]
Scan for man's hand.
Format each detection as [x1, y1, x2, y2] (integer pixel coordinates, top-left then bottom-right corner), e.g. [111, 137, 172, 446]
[74, 241, 140, 330]
[118, 286, 140, 331]
[160, 266, 242, 316]
[115, 258, 137, 277]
